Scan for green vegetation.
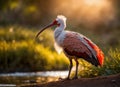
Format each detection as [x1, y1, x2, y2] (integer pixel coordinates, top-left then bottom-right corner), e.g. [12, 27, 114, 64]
[77, 48, 120, 77]
[0, 26, 68, 73]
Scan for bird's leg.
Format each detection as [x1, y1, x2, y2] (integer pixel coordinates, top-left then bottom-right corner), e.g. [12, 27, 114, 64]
[59, 58, 72, 81]
[72, 58, 79, 79]
[67, 58, 73, 80]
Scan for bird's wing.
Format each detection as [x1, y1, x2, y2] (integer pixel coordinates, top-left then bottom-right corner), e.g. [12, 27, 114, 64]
[62, 31, 103, 66]
[62, 31, 92, 59]
[75, 32, 104, 66]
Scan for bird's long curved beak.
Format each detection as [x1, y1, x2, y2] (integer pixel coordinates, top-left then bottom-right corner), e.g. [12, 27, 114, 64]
[35, 20, 58, 38]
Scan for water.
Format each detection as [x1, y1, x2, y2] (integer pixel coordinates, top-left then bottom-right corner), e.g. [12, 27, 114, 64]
[0, 84, 16, 87]
[0, 71, 68, 77]
[0, 71, 68, 86]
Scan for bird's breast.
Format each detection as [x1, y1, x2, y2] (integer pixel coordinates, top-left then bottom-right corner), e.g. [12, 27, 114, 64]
[54, 31, 66, 47]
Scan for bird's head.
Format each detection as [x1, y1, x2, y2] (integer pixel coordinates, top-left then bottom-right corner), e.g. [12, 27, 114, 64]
[56, 15, 67, 27]
[35, 15, 67, 38]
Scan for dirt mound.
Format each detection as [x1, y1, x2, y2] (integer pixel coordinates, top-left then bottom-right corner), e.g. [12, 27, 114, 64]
[27, 74, 120, 87]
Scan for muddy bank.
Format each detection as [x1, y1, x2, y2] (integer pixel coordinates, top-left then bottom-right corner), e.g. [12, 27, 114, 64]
[26, 73, 120, 87]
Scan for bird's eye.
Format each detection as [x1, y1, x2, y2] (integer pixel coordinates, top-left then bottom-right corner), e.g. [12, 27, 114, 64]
[53, 20, 60, 26]
[53, 20, 58, 24]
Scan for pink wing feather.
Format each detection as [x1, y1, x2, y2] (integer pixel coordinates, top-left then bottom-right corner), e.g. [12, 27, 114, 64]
[62, 32, 92, 58]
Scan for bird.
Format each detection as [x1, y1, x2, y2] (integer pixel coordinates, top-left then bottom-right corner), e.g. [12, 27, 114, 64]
[36, 15, 104, 80]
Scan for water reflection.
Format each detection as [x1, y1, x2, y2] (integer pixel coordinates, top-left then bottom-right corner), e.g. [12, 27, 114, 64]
[0, 71, 68, 77]
[0, 71, 68, 86]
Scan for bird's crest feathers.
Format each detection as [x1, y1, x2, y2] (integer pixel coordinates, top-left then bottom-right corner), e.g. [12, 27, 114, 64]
[56, 15, 67, 22]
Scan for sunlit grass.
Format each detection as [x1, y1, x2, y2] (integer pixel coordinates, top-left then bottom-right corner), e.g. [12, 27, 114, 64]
[0, 40, 69, 72]
[0, 26, 68, 72]
[77, 48, 120, 77]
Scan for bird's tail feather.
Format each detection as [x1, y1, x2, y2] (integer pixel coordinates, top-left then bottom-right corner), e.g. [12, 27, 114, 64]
[83, 55, 100, 67]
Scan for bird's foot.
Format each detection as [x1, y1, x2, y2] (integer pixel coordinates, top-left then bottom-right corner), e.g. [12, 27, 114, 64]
[59, 77, 70, 81]
[72, 76, 78, 80]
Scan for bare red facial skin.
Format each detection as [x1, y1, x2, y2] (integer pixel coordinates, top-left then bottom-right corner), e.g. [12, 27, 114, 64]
[53, 20, 60, 26]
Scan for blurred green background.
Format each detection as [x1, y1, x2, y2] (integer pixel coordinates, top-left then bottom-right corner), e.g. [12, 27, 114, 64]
[0, 0, 120, 77]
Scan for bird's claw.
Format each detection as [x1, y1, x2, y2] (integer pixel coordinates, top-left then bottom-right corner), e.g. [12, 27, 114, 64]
[59, 77, 70, 81]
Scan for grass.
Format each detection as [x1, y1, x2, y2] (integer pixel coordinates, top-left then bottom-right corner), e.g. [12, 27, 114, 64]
[0, 26, 69, 72]
[77, 48, 120, 77]
[0, 26, 120, 77]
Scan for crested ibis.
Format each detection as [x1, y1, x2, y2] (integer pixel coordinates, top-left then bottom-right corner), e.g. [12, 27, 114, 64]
[36, 15, 104, 80]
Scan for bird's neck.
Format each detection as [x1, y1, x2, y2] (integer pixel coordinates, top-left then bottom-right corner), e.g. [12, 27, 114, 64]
[54, 24, 66, 39]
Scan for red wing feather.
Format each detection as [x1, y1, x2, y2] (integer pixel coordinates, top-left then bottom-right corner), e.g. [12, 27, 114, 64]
[83, 37, 104, 66]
